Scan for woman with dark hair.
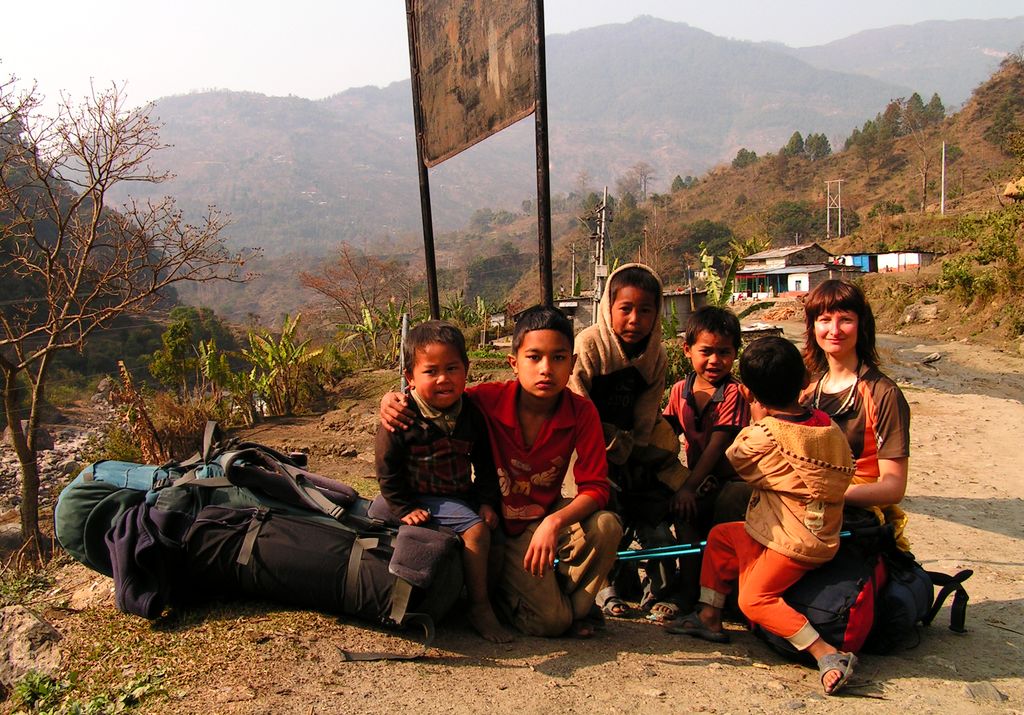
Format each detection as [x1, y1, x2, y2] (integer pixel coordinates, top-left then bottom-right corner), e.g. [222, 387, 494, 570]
[802, 280, 912, 547]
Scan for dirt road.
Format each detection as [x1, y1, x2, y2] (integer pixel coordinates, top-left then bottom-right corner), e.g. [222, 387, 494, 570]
[20, 332, 1024, 714]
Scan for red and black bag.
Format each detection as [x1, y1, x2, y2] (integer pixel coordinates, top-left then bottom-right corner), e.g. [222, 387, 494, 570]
[752, 507, 973, 661]
[751, 508, 887, 661]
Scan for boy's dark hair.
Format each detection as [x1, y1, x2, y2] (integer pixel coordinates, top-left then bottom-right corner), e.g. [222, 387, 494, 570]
[512, 305, 573, 353]
[802, 279, 879, 373]
[685, 306, 741, 350]
[403, 320, 469, 374]
[739, 336, 806, 409]
[608, 266, 661, 311]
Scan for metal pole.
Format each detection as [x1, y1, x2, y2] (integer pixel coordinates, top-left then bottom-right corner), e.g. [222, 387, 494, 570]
[941, 141, 946, 215]
[405, 0, 441, 319]
[534, 0, 554, 306]
[399, 313, 410, 391]
[826, 181, 832, 239]
[838, 180, 842, 238]
[570, 243, 576, 293]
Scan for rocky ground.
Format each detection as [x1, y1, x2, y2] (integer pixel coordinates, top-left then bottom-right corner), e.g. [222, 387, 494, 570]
[1, 327, 1023, 714]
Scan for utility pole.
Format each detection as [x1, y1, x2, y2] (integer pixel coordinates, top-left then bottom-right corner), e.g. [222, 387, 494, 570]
[940, 141, 946, 215]
[591, 186, 611, 324]
[570, 242, 576, 293]
[826, 179, 843, 239]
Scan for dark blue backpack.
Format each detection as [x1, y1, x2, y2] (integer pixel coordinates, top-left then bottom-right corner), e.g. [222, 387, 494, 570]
[54, 422, 464, 659]
[862, 545, 972, 654]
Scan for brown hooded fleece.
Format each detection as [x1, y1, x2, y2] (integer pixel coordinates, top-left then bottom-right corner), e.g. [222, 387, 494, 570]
[569, 263, 668, 464]
[727, 415, 856, 565]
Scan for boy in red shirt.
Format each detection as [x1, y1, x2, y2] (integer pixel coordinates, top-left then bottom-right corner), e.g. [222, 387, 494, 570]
[382, 306, 622, 638]
[662, 306, 750, 608]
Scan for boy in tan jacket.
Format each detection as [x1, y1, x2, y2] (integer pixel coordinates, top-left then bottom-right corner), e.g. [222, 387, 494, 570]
[665, 337, 858, 696]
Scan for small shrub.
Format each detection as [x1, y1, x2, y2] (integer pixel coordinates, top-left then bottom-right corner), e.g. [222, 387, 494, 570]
[14, 670, 164, 714]
[80, 422, 144, 464]
[0, 566, 54, 608]
[939, 256, 976, 301]
[972, 269, 998, 298]
[1004, 306, 1024, 337]
[13, 671, 69, 712]
[150, 391, 230, 457]
[664, 341, 692, 396]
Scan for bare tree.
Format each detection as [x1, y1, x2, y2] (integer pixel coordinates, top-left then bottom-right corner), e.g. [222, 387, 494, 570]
[629, 161, 656, 201]
[0, 78, 251, 559]
[902, 95, 937, 213]
[615, 161, 657, 203]
[299, 243, 413, 324]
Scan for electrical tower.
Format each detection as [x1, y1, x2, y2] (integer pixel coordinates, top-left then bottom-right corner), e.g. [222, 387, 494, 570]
[826, 179, 843, 239]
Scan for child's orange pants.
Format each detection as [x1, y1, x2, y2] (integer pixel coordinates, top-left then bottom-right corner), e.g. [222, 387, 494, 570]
[699, 521, 820, 650]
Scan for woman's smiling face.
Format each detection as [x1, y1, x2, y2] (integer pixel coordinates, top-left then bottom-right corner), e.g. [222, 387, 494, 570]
[814, 309, 859, 361]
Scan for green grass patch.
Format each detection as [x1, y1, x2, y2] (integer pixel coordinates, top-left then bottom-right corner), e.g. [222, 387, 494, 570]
[13, 670, 164, 714]
[0, 565, 55, 608]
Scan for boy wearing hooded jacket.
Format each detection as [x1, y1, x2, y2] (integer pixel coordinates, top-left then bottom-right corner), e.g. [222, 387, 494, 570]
[569, 263, 689, 620]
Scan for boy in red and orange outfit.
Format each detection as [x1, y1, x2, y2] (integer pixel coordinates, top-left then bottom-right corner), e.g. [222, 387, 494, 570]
[666, 337, 858, 696]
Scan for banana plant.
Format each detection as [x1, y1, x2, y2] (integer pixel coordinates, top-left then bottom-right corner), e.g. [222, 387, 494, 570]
[241, 314, 322, 416]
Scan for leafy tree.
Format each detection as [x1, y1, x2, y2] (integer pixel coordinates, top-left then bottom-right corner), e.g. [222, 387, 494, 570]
[903, 92, 927, 131]
[878, 101, 903, 141]
[469, 208, 495, 233]
[867, 201, 906, 219]
[901, 93, 943, 211]
[672, 175, 698, 191]
[782, 131, 805, 157]
[0, 78, 249, 556]
[766, 200, 824, 243]
[925, 93, 945, 125]
[804, 133, 832, 161]
[684, 219, 734, 258]
[148, 307, 236, 395]
[732, 148, 758, 169]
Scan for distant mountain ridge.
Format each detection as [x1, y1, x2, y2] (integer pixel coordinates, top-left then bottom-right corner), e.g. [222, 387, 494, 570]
[783, 16, 1024, 107]
[115, 16, 1019, 256]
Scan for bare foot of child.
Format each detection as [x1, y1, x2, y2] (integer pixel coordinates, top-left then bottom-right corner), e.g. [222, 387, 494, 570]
[569, 618, 596, 638]
[468, 603, 516, 643]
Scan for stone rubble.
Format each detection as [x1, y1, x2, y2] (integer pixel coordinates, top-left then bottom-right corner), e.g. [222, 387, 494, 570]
[1, 386, 115, 511]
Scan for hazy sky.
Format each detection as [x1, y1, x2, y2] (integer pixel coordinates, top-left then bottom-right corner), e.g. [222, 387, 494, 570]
[5, 0, 1022, 109]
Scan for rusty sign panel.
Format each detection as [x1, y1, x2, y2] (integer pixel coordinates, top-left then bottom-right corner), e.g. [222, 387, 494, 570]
[411, 0, 536, 167]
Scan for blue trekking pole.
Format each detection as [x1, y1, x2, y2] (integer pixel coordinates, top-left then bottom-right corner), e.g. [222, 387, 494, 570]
[613, 531, 853, 563]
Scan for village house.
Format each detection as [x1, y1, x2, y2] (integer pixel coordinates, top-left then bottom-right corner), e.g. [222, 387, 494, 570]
[839, 250, 938, 273]
[735, 243, 863, 298]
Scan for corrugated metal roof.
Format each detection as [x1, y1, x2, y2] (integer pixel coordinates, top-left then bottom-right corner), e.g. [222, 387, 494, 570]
[743, 243, 826, 261]
[737, 263, 863, 276]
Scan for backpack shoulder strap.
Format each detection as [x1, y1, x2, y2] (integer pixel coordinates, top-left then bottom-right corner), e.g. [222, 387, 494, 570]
[925, 569, 973, 632]
[340, 541, 436, 661]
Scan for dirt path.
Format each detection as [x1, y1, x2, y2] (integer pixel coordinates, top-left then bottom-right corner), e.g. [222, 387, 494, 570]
[18, 333, 1024, 714]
